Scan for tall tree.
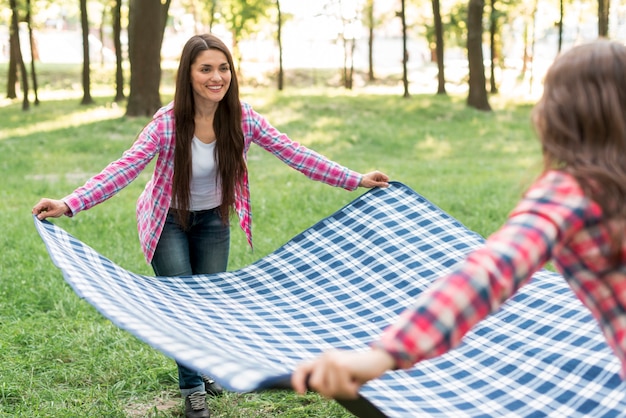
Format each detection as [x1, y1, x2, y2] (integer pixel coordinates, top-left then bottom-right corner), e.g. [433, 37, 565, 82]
[488, 0, 498, 94]
[432, 0, 446, 94]
[276, 0, 284, 90]
[208, 0, 218, 31]
[26, 0, 39, 105]
[126, 0, 171, 117]
[365, 0, 375, 82]
[7, 23, 20, 99]
[112, 0, 125, 102]
[466, 0, 491, 110]
[9, 0, 29, 110]
[79, 0, 94, 105]
[557, 0, 563, 52]
[398, 0, 410, 98]
[598, 0, 609, 37]
[6, 0, 19, 99]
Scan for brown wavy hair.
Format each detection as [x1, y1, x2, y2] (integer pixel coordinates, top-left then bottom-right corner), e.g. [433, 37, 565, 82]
[172, 34, 246, 228]
[532, 39, 626, 261]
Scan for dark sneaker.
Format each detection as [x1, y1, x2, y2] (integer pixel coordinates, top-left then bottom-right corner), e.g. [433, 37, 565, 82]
[202, 375, 224, 397]
[184, 391, 210, 418]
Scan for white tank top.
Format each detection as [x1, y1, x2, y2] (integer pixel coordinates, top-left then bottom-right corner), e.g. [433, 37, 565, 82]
[188, 136, 222, 211]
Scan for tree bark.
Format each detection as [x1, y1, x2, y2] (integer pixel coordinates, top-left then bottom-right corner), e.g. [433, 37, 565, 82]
[26, 0, 39, 105]
[80, 0, 94, 105]
[399, 0, 410, 98]
[557, 0, 563, 52]
[126, 0, 171, 117]
[598, 0, 609, 37]
[113, 0, 125, 102]
[489, 0, 498, 94]
[466, 0, 491, 111]
[277, 0, 284, 91]
[9, 0, 29, 110]
[432, 0, 446, 94]
[366, 0, 375, 82]
[7, 1, 18, 99]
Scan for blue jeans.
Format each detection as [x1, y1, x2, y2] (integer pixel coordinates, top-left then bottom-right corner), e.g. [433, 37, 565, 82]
[151, 208, 230, 394]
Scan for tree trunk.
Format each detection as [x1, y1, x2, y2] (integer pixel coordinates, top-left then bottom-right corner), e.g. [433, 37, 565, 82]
[113, 0, 125, 102]
[99, 7, 106, 66]
[598, 0, 609, 37]
[489, 0, 498, 94]
[9, 0, 29, 110]
[80, 0, 94, 105]
[366, 0, 375, 82]
[277, 0, 284, 91]
[466, 0, 491, 111]
[528, 0, 538, 95]
[399, 0, 410, 98]
[432, 0, 446, 94]
[557, 0, 563, 52]
[26, 0, 39, 105]
[209, 0, 217, 31]
[7, 2, 18, 99]
[126, 0, 171, 116]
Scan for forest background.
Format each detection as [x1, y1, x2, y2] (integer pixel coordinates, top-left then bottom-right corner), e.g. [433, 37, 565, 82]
[3, 0, 625, 114]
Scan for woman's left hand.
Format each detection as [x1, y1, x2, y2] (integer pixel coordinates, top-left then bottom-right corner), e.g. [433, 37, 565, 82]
[359, 171, 390, 188]
[291, 348, 395, 399]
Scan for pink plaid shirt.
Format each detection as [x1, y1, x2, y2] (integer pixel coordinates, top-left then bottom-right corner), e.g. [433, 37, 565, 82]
[374, 170, 626, 377]
[63, 101, 361, 263]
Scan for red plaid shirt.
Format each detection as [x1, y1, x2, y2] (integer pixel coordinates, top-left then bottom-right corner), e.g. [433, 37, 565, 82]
[374, 170, 626, 377]
[63, 101, 361, 263]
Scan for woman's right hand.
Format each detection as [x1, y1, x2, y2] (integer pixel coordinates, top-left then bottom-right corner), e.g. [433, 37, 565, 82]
[32, 198, 70, 220]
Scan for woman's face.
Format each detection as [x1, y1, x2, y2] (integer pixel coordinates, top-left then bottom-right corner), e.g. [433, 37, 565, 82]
[190, 49, 232, 104]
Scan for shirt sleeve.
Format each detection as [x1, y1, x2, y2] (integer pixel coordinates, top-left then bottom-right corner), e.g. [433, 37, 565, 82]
[242, 104, 362, 190]
[372, 171, 589, 369]
[63, 121, 161, 216]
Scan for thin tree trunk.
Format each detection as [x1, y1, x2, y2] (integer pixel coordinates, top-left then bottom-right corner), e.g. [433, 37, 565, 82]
[432, 0, 446, 94]
[26, 0, 39, 105]
[489, 0, 498, 94]
[367, 0, 375, 82]
[399, 0, 410, 98]
[598, 0, 609, 37]
[557, 0, 563, 52]
[277, 0, 284, 90]
[7, 0, 19, 99]
[529, 0, 538, 95]
[209, 0, 217, 31]
[10, 0, 29, 110]
[113, 0, 125, 102]
[99, 7, 106, 66]
[80, 0, 94, 105]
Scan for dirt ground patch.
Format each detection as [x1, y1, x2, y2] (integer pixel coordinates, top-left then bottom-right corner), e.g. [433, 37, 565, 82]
[125, 391, 180, 417]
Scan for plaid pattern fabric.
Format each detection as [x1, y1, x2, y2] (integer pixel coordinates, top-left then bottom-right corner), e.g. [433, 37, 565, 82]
[34, 182, 626, 417]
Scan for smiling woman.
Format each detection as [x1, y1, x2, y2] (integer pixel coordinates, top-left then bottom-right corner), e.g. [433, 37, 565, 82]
[30, 32, 389, 418]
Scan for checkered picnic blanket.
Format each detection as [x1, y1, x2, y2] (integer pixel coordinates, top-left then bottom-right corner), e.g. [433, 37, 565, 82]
[34, 181, 626, 417]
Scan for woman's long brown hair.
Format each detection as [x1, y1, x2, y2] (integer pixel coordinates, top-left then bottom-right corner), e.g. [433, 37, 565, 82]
[172, 34, 246, 228]
[532, 39, 626, 262]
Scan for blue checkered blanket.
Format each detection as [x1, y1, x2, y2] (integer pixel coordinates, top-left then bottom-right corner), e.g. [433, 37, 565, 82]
[34, 181, 626, 417]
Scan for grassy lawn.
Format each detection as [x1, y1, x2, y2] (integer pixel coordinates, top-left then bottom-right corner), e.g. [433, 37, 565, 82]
[0, 74, 540, 417]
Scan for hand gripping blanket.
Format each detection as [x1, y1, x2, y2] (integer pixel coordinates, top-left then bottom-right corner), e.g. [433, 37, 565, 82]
[34, 182, 626, 417]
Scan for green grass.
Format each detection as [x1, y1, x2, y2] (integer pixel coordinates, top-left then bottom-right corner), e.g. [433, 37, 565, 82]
[0, 80, 540, 417]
